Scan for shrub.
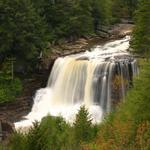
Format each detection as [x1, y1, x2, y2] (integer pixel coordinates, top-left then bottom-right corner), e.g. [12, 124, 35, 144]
[0, 78, 22, 104]
[8, 116, 76, 150]
[8, 131, 27, 150]
[0, 58, 22, 104]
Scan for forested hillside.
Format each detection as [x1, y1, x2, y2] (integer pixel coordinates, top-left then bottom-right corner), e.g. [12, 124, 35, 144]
[131, 0, 150, 58]
[0, 0, 138, 63]
[0, 0, 150, 149]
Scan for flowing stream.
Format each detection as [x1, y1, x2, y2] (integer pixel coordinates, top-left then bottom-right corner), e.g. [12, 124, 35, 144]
[15, 36, 138, 130]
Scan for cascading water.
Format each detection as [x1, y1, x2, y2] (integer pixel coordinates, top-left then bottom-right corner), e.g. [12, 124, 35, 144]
[15, 36, 138, 130]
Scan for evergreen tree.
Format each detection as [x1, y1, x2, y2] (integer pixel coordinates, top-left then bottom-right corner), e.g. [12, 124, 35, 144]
[67, 0, 93, 38]
[31, 0, 114, 40]
[26, 116, 72, 150]
[0, 58, 22, 103]
[32, 0, 75, 41]
[131, 0, 150, 58]
[0, 0, 49, 63]
[126, 0, 139, 18]
[91, 0, 112, 32]
[73, 106, 93, 143]
[111, 0, 128, 22]
[111, 0, 138, 22]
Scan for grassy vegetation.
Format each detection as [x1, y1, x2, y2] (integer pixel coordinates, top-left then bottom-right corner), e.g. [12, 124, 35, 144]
[84, 60, 150, 149]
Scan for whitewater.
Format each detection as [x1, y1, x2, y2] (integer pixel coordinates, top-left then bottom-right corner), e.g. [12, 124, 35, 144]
[15, 36, 138, 130]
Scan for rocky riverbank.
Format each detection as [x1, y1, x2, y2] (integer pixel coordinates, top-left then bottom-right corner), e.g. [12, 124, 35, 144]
[42, 23, 134, 71]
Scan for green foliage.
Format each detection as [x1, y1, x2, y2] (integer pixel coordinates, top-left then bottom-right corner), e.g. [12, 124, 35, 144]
[32, 0, 73, 40]
[111, 0, 138, 23]
[0, 0, 138, 68]
[1, 0, 149, 149]
[0, 59, 22, 103]
[9, 131, 27, 150]
[0, 78, 22, 104]
[85, 60, 150, 149]
[0, 58, 12, 81]
[73, 106, 94, 143]
[91, 0, 112, 32]
[9, 116, 76, 150]
[125, 0, 139, 18]
[0, 0, 50, 63]
[131, 0, 150, 58]
[67, 0, 94, 38]
[0, 145, 5, 150]
[0, 0, 140, 70]
[120, 60, 150, 123]
[31, 0, 114, 40]
[8, 107, 98, 150]
[111, 0, 128, 22]
[27, 116, 71, 150]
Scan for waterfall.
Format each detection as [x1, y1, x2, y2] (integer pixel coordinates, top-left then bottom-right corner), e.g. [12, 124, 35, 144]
[15, 36, 138, 130]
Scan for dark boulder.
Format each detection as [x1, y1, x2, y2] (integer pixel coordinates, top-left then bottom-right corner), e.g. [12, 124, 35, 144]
[0, 120, 14, 141]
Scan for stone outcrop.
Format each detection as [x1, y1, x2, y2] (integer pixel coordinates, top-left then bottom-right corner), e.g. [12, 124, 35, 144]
[41, 23, 134, 72]
[109, 23, 134, 38]
[0, 120, 14, 141]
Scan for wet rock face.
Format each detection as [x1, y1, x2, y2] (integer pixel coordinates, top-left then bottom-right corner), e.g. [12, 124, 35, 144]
[0, 74, 46, 124]
[0, 120, 14, 141]
[42, 23, 134, 72]
[111, 60, 136, 108]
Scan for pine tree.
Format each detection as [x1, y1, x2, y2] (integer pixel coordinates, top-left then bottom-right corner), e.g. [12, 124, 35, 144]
[0, 0, 49, 63]
[91, 0, 112, 32]
[131, 0, 150, 58]
[67, 0, 94, 38]
[126, 0, 138, 18]
[73, 106, 93, 143]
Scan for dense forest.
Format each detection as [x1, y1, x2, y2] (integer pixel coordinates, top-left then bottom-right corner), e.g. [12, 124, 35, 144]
[0, 0, 150, 149]
[0, 0, 139, 64]
[0, 0, 142, 104]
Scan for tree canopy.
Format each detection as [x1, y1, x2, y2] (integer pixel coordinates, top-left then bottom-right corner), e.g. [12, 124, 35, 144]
[131, 0, 150, 58]
[0, 0, 139, 65]
[0, 0, 49, 62]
